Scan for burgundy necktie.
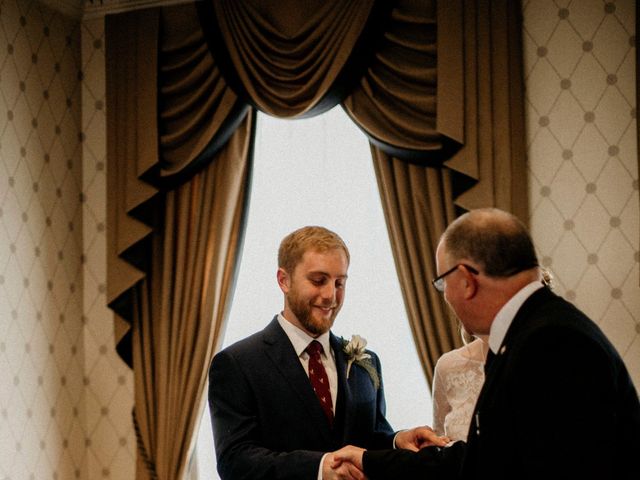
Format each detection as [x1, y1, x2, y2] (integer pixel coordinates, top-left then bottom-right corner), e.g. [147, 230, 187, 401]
[306, 340, 334, 425]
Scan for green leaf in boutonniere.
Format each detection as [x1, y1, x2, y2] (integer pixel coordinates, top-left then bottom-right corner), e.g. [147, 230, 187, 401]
[341, 334, 380, 389]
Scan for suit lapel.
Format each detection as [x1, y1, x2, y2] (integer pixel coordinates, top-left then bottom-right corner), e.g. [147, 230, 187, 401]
[331, 334, 352, 441]
[262, 317, 333, 440]
[470, 287, 553, 440]
[485, 287, 554, 382]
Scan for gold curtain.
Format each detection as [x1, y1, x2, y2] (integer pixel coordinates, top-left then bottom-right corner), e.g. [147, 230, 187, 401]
[107, 5, 253, 479]
[343, 0, 527, 382]
[204, 0, 376, 117]
[106, 8, 158, 354]
[443, 0, 528, 219]
[132, 115, 253, 479]
[106, 1, 527, 477]
[342, 1, 460, 154]
[340, 0, 465, 379]
[371, 148, 458, 384]
[157, 4, 249, 179]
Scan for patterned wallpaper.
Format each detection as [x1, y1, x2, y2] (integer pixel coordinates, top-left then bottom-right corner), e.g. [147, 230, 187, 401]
[0, 1, 85, 478]
[524, 0, 639, 383]
[0, 1, 133, 479]
[0, 1, 636, 479]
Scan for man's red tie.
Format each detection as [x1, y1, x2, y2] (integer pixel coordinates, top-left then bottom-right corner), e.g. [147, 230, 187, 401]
[306, 340, 334, 426]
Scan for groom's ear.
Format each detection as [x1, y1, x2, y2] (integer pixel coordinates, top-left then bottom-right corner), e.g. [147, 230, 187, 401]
[277, 268, 290, 293]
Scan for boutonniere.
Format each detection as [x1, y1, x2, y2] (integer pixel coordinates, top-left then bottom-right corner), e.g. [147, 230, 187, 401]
[341, 335, 380, 389]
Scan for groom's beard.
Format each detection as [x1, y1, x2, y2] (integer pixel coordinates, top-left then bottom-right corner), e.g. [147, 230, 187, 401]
[287, 290, 341, 336]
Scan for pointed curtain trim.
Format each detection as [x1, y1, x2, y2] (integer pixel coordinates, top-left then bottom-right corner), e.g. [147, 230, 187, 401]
[106, 9, 160, 358]
[131, 113, 253, 479]
[371, 147, 459, 384]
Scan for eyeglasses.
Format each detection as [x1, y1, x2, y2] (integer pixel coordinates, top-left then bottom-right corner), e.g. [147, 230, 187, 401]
[431, 264, 479, 292]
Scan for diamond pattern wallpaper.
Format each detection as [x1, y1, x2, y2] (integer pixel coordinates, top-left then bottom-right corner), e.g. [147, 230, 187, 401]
[0, 1, 636, 479]
[0, 1, 133, 479]
[524, 0, 639, 383]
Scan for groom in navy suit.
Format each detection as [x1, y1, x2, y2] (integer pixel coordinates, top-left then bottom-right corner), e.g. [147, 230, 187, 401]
[209, 226, 445, 480]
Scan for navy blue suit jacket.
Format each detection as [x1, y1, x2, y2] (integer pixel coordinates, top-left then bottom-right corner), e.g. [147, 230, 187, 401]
[364, 287, 640, 480]
[209, 317, 395, 479]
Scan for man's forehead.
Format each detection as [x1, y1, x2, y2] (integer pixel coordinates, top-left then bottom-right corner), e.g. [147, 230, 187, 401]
[305, 269, 348, 278]
[302, 247, 348, 260]
[297, 249, 348, 273]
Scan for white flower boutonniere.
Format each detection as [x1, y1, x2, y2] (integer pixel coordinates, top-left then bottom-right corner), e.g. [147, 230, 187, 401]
[341, 335, 380, 389]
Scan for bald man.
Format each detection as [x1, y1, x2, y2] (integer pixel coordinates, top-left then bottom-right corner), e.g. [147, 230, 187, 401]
[333, 208, 640, 480]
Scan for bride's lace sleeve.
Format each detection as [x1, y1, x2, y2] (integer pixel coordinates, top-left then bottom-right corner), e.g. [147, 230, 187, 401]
[431, 341, 486, 441]
[431, 357, 451, 437]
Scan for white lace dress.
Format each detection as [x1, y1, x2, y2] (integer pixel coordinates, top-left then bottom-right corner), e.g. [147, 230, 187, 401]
[432, 338, 488, 442]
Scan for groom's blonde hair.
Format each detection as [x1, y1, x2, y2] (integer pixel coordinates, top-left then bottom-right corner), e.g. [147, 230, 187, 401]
[278, 226, 350, 274]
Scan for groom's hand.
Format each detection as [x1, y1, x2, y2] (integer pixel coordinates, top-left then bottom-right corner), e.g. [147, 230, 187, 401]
[395, 426, 450, 451]
[325, 445, 366, 479]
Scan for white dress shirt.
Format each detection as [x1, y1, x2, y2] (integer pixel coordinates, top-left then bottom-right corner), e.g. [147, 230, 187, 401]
[277, 313, 338, 480]
[277, 313, 338, 411]
[488, 281, 544, 355]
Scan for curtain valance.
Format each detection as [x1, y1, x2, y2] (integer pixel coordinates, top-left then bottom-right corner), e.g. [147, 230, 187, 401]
[108, 0, 527, 369]
[196, 0, 388, 118]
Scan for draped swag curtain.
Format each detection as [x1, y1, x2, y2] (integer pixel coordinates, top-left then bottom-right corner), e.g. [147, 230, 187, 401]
[105, 0, 526, 478]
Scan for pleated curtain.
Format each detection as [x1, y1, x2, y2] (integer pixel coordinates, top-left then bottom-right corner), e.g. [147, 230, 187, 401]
[105, 1, 527, 478]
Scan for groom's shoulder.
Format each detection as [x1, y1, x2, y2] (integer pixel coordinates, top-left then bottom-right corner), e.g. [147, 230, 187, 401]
[216, 317, 280, 358]
[367, 348, 383, 369]
[222, 330, 263, 354]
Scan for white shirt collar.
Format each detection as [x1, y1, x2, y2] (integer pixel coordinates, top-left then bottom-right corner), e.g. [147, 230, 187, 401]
[277, 313, 332, 357]
[488, 281, 543, 354]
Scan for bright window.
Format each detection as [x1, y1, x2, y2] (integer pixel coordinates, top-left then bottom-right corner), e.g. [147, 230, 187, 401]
[195, 106, 432, 479]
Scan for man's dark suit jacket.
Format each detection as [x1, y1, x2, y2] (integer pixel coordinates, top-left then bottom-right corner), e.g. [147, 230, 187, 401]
[364, 287, 640, 480]
[209, 316, 395, 479]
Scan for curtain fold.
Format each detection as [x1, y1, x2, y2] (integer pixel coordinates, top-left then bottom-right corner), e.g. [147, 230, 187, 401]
[132, 113, 254, 479]
[343, 0, 456, 160]
[198, 0, 381, 117]
[157, 4, 250, 183]
[371, 147, 458, 385]
[106, 8, 160, 358]
[442, 0, 528, 220]
[107, 6, 254, 479]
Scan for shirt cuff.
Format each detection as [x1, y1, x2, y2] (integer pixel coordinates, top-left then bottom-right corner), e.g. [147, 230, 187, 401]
[318, 453, 329, 480]
[392, 430, 405, 449]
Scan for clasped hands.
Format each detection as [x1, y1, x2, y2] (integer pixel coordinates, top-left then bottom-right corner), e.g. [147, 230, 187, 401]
[322, 426, 450, 480]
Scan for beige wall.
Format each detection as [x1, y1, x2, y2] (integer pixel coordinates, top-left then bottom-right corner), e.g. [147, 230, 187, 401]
[0, 2, 133, 479]
[524, 0, 639, 384]
[0, 2, 86, 478]
[0, 1, 636, 479]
